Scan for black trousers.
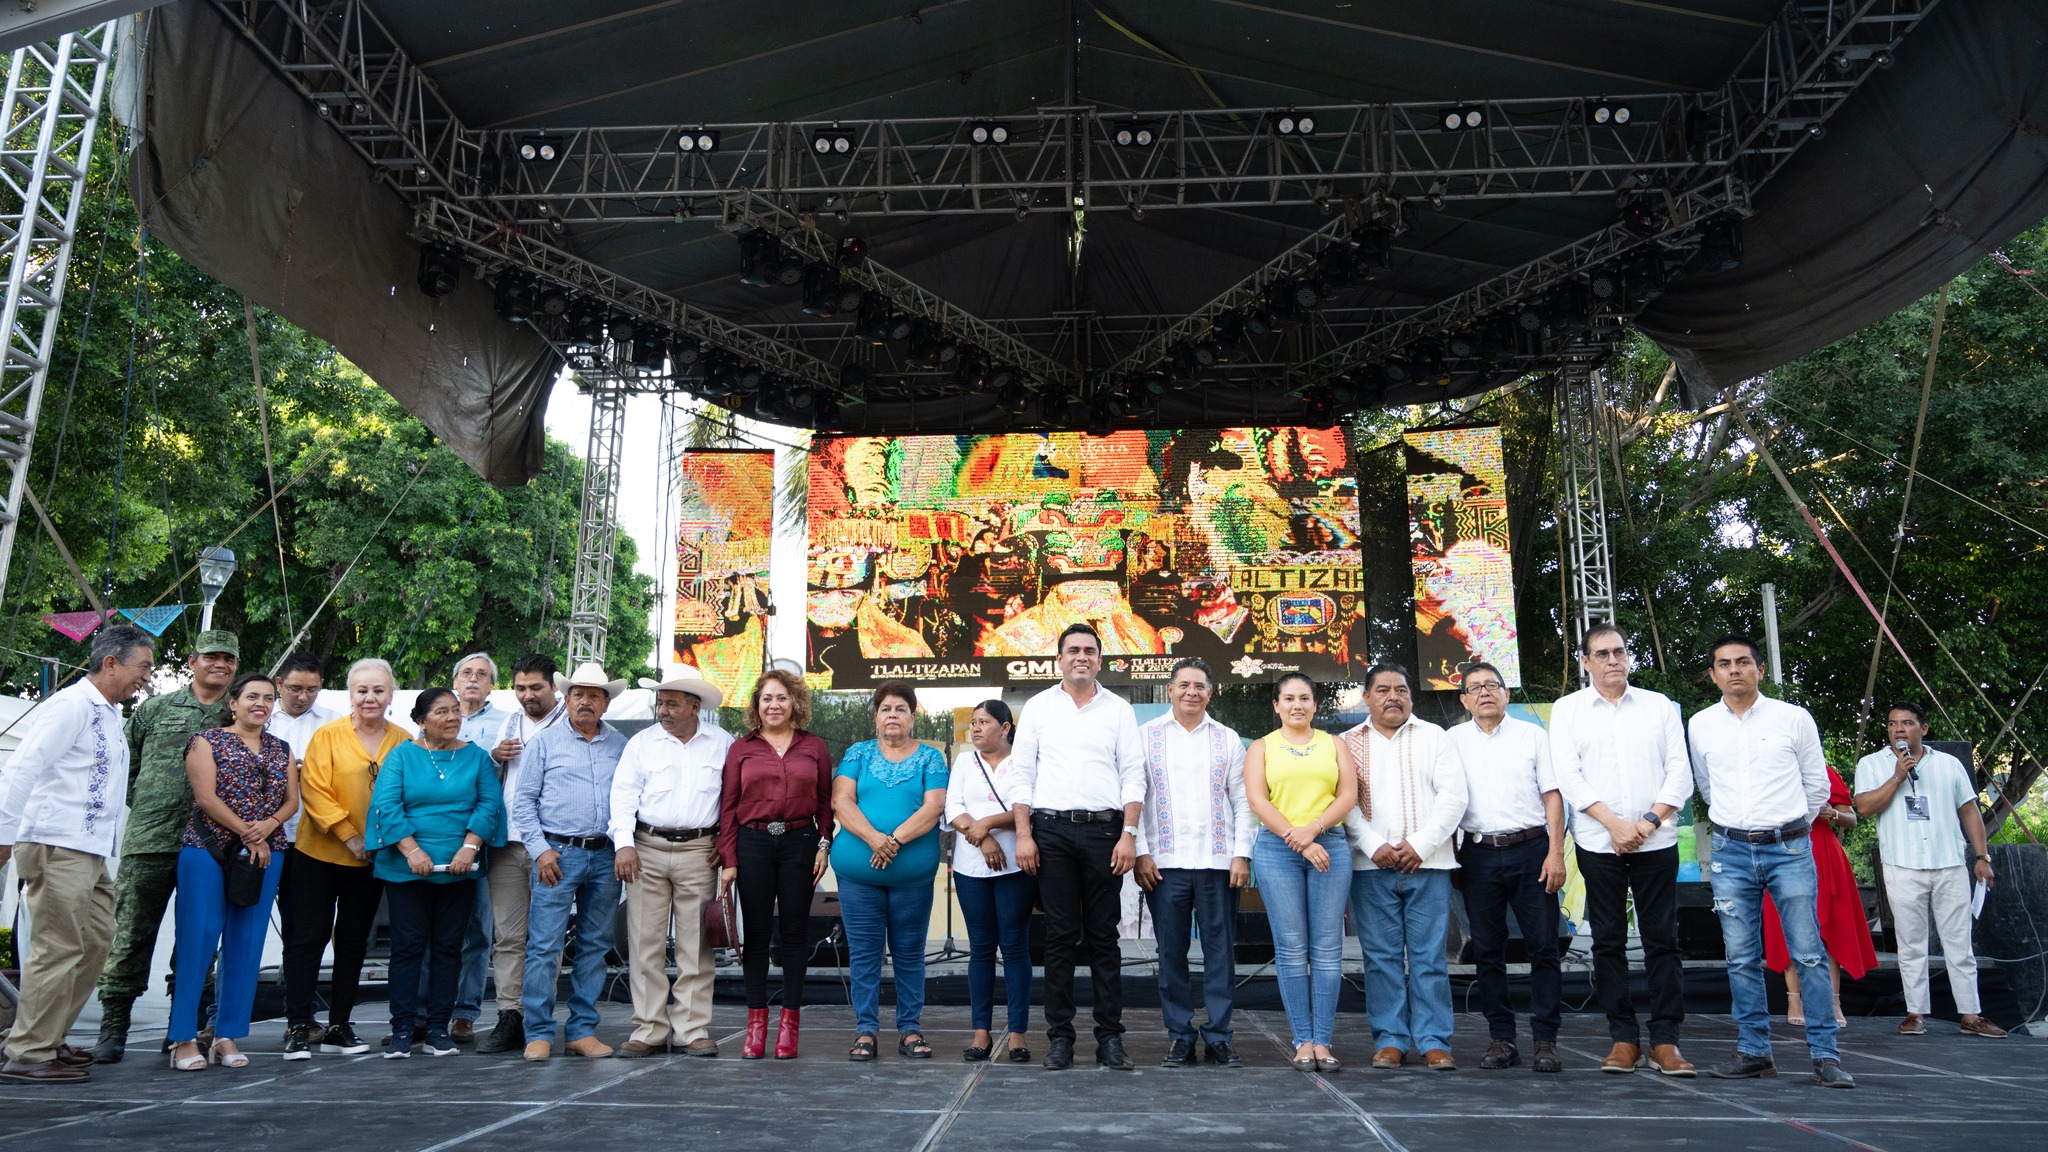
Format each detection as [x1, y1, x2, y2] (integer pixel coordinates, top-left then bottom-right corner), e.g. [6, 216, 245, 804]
[735, 826, 814, 1010]
[281, 849, 386, 1028]
[1577, 845, 1683, 1046]
[1034, 816, 1124, 1043]
[385, 879, 477, 1037]
[1459, 836, 1563, 1043]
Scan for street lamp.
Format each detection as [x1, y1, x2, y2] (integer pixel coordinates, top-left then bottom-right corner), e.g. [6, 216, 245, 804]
[196, 546, 237, 631]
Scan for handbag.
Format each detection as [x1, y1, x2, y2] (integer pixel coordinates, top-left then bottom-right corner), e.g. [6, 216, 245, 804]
[703, 892, 741, 959]
[208, 839, 267, 908]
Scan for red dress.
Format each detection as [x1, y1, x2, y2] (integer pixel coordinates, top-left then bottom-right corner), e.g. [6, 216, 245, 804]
[1763, 766, 1877, 978]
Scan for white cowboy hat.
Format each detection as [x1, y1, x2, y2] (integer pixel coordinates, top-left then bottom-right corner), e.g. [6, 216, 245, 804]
[637, 665, 724, 710]
[562, 661, 628, 698]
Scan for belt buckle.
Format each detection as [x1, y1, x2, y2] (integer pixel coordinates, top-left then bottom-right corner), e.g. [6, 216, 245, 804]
[766, 820, 788, 836]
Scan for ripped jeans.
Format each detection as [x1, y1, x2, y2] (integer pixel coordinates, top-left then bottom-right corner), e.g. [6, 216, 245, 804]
[1709, 831, 1839, 1062]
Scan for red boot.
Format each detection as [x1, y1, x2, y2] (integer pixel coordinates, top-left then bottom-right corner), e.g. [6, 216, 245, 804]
[741, 1008, 769, 1060]
[774, 1007, 801, 1060]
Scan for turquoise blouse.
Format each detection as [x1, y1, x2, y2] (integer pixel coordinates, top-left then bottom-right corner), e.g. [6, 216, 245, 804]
[829, 740, 949, 888]
[366, 741, 507, 884]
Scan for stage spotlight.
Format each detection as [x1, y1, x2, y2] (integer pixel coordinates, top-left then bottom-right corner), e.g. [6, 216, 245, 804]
[735, 362, 764, 393]
[677, 129, 721, 154]
[934, 335, 961, 365]
[782, 380, 815, 414]
[416, 244, 462, 298]
[1241, 304, 1273, 337]
[812, 127, 855, 155]
[856, 296, 891, 343]
[493, 274, 534, 323]
[968, 121, 1011, 145]
[539, 286, 570, 317]
[1445, 329, 1480, 360]
[566, 299, 605, 347]
[1358, 224, 1395, 273]
[737, 230, 780, 287]
[838, 235, 868, 266]
[1113, 121, 1158, 147]
[1587, 266, 1623, 303]
[1215, 311, 1246, 352]
[1514, 303, 1546, 334]
[1624, 253, 1666, 304]
[1272, 110, 1317, 136]
[672, 339, 703, 368]
[1620, 198, 1663, 237]
[774, 249, 804, 287]
[1548, 291, 1590, 334]
[800, 265, 843, 317]
[1315, 244, 1359, 289]
[1302, 387, 1334, 424]
[885, 312, 915, 342]
[838, 361, 868, 397]
[1139, 370, 1171, 396]
[1192, 338, 1222, 367]
[906, 321, 940, 367]
[1699, 216, 1744, 272]
[1283, 277, 1323, 310]
[1439, 105, 1484, 132]
[997, 380, 1031, 415]
[629, 331, 667, 374]
[1481, 323, 1517, 370]
[1588, 99, 1631, 126]
[516, 135, 558, 163]
[1382, 359, 1414, 386]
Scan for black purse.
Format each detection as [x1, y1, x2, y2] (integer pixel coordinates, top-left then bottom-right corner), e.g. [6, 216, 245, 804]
[208, 839, 267, 908]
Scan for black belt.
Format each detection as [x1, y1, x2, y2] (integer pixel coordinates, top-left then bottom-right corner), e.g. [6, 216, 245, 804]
[544, 832, 612, 851]
[1718, 821, 1811, 844]
[636, 821, 715, 843]
[743, 818, 816, 836]
[1033, 808, 1122, 824]
[1467, 824, 1547, 849]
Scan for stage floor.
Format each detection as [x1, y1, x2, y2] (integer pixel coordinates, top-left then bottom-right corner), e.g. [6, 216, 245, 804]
[3, 1003, 2038, 1151]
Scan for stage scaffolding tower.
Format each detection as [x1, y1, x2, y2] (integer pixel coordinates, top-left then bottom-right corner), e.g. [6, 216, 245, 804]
[565, 377, 629, 666]
[1557, 362, 1616, 681]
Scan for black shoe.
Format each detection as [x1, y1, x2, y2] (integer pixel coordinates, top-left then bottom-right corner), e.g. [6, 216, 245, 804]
[1811, 1059, 1856, 1089]
[1707, 1052, 1777, 1079]
[1162, 1038, 1194, 1067]
[1043, 1037, 1074, 1070]
[321, 1023, 369, 1055]
[1096, 1036, 1134, 1071]
[1479, 1038, 1519, 1070]
[475, 1010, 524, 1055]
[90, 999, 131, 1065]
[1532, 1041, 1562, 1074]
[1007, 1044, 1032, 1064]
[282, 1024, 314, 1062]
[1204, 1041, 1243, 1068]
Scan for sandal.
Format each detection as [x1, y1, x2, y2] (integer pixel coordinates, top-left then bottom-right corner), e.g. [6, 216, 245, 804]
[169, 1042, 207, 1072]
[899, 1033, 933, 1059]
[209, 1040, 250, 1069]
[848, 1034, 878, 1062]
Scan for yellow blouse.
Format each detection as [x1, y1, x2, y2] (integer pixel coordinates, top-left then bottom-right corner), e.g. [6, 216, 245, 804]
[1259, 730, 1341, 828]
[297, 717, 410, 867]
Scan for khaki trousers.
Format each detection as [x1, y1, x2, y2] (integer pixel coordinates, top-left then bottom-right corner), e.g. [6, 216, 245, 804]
[485, 843, 532, 1014]
[6, 844, 116, 1063]
[1885, 862, 1981, 1015]
[625, 831, 718, 1046]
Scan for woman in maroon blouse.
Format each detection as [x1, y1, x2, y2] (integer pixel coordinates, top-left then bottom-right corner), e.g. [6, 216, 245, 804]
[719, 668, 835, 1059]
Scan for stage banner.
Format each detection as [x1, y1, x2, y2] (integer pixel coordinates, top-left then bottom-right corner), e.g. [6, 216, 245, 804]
[672, 449, 775, 706]
[1403, 424, 1521, 690]
[806, 429, 1362, 688]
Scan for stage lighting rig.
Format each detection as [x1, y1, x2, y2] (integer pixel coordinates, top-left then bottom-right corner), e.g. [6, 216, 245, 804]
[968, 121, 1011, 145]
[1439, 105, 1484, 132]
[1241, 304, 1273, 337]
[1587, 99, 1632, 126]
[677, 129, 720, 154]
[1586, 266, 1623, 305]
[1624, 253, 1667, 304]
[629, 331, 667, 374]
[1699, 216, 1745, 272]
[1214, 311, 1246, 353]
[1272, 110, 1316, 136]
[672, 339, 703, 369]
[566, 299, 605, 348]
[838, 236, 868, 266]
[1192, 337, 1222, 367]
[493, 273, 533, 322]
[538, 286, 570, 317]
[1445, 329, 1480, 360]
[416, 244, 462, 298]
[997, 380, 1031, 415]
[737, 230, 781, 287]
[812, 127, 855, 155]
[1112, 122, 1158, 147]
[516, 135, 558, 162]
[1620, 197, 1664, 237]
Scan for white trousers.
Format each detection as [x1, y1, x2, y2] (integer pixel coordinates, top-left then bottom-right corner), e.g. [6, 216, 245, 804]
[1884, 862, 1980, 1015]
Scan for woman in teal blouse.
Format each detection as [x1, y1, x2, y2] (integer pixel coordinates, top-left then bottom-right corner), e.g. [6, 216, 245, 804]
[830, 680, 948, 1061]
[366, 688, 505, 1058]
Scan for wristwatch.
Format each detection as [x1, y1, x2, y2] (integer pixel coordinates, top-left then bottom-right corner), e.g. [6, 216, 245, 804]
[1122, 825, 1140, 839]
[1641, 810, 1664, 829]
[817, 836, 831, 850]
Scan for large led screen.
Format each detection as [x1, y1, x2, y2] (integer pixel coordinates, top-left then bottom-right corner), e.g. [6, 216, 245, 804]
[807, 429, 1362, 687]
[672, 449, 776, 705]
[1404, 425, 1521, 690]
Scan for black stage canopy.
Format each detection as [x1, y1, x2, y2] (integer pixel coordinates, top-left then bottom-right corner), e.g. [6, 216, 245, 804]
[127, 0, 2048, 484]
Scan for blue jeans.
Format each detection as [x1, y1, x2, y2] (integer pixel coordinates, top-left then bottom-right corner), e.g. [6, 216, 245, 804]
[421, 871, 492, 1023]
[169, 847, 282, 1043]
[1147, 868, 1239, 1046]
[1709, 832, 1838, 1062]
[1253, 829, 1350, 1047]
[838, 877, 933, 1037]
[956, 870, 1036, 1035]
[522, 842, 621, 1044]
[1350, 867, 1454, 1052]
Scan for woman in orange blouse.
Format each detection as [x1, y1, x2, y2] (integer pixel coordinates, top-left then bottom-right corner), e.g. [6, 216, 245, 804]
[279, 658, 410, 1059]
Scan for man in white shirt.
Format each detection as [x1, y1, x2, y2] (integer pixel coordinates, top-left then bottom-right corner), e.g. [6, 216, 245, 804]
[445, 651, 506, 1042]
[1340, 662, 1466, 1071]
[1133, 657, 1251, 1068]
[609, 667, 732, 1058]
[1853, 700, 2006, 1040]
[1549, 622, 1696, 1077]
[1689, 635, 1853, 1088]
[1448, 661, 1566, 1075]
[474, 653, 565, 1055]
[0, 625, 154, 1084]
[266, 651, 337, 995]
[1010, 622, 1146, 1072]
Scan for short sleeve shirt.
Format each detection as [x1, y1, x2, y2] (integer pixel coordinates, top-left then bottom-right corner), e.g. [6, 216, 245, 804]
[828, 741, 948, 888]
[182, 728, 292, 851]
[1855, 746, 1976, 870]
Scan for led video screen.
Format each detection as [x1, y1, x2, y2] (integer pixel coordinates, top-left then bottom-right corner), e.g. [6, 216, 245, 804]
[806, 429, 1363, 687]
[1404, 425, 1521, 690]
[672, 450, 776, 706]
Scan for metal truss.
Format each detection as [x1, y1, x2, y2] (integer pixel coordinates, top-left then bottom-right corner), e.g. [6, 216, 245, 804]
[1557, 363, 1616, 668]
[564, 378, 627, 665]
[0, 22, 114, 612]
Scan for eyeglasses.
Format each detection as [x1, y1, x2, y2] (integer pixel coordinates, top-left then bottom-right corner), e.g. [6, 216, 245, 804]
[1586, 647, 1629, 663]
[1462, 682, 1505, 695]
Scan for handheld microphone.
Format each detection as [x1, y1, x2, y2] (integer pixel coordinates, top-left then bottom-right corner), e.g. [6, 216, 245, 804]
[1896, 738, 1918, 784]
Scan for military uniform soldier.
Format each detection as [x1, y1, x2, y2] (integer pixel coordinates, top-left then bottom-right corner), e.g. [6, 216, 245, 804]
[91, 630, 238, 1062]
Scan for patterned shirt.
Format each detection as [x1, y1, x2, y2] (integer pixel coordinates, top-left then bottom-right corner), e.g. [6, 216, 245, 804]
[0, 677, 129, 856]
[1133, 712, 1252, 870]
[182, 728, 292, 851]
[121, 685, 232, 855]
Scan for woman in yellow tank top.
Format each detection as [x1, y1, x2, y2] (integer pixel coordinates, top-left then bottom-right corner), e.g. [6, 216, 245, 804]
[1244, 672, 1358, 1072]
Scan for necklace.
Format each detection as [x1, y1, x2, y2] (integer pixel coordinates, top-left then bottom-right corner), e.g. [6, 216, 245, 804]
[1279, 730, 1318, 757]
[427, 747, 457, 780]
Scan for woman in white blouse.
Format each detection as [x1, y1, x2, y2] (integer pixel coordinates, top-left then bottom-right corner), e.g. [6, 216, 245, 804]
[944, 700, 1035, 1063]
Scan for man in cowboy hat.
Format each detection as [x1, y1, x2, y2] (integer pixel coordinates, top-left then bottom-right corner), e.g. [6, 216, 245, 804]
[608, 667, 732, 1057]
[510, 661, 628, 1061]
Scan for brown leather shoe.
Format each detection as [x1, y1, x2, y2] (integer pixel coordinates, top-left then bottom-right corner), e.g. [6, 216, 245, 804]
[565, 1036, 614, 1058]
[450, 1018, 475, 1045]
[1371, 1047, 1405, 1069]
[1897, 1013, 1927, 1035]
[684, 1037, 720, 1058]
[614, 1040, 662, 1059]
[0, 1058, 90, 1083]
[1423, 1048, 1457, 1070]
[522, 1039, 552, 1063]
[1959, 1015, 2009, 1039]
[1648, 1044, 1696, 1077]
[54, 1044, 96, 1068]
[1600, 1042, 1641, 1073]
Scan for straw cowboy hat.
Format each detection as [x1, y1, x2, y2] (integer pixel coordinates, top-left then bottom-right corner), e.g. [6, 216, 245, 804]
[637, 665, 723, 711]
[562, 661, 628, 698]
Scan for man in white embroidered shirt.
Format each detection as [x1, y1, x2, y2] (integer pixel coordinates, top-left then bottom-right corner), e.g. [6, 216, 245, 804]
[1448, 661, 1567, 1075]
[1689, 635, 1853, 1089]
[1549, 622, 1696, 1077]
[1010, 622, 1146, 1072]
[1340, 662, 1466, 1071]
[609, 667, 733, 1058]
[1133, 657, 1251, 1068]
[0, 625, 154, 1084]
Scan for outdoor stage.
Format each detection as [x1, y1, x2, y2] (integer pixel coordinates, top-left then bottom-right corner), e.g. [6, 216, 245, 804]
[2, 999, 2038, 1152]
